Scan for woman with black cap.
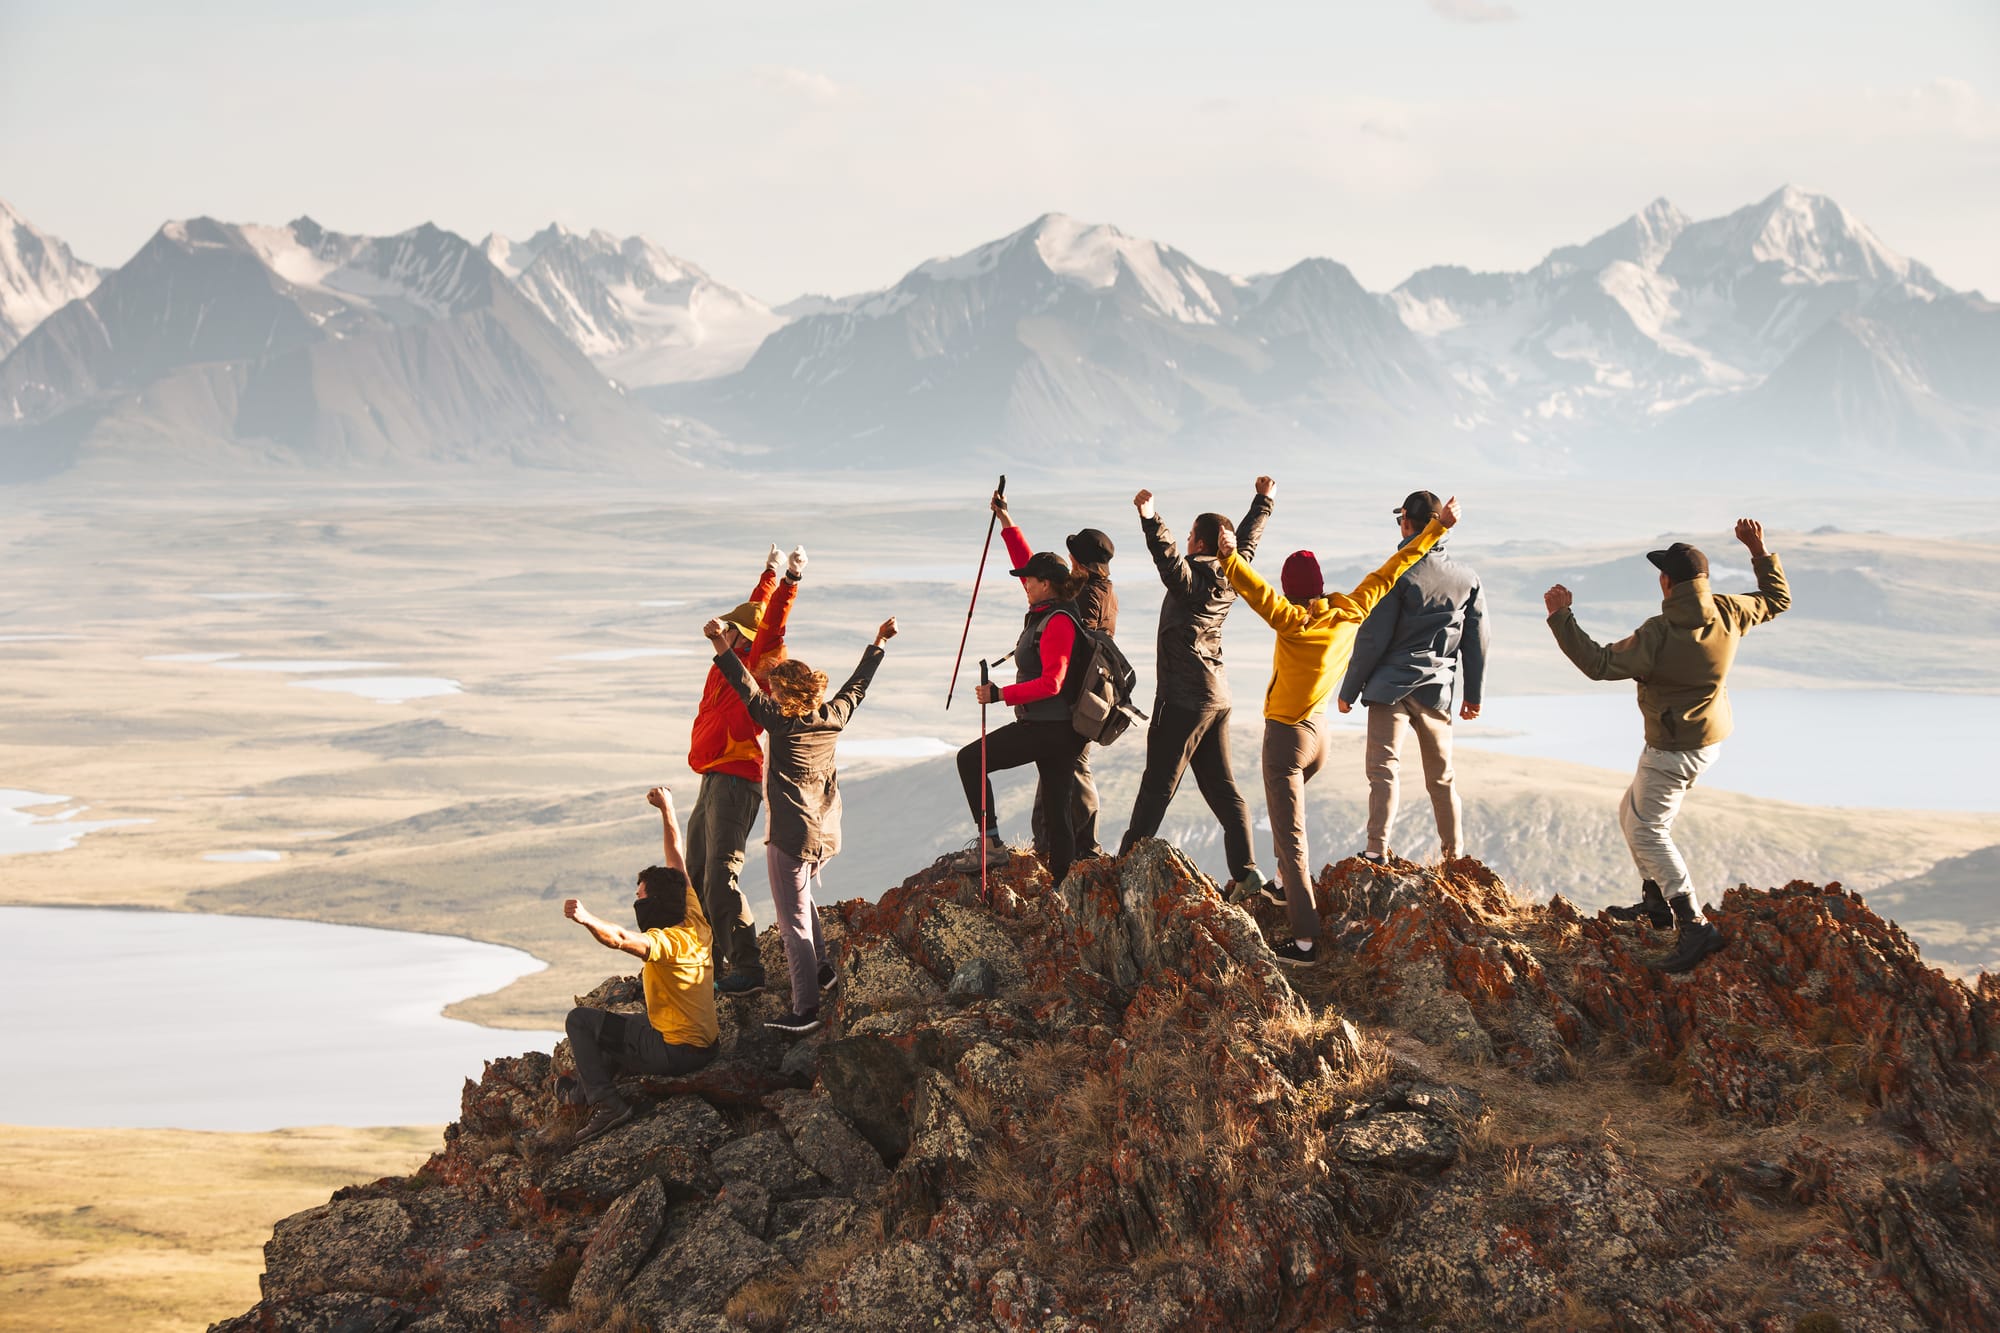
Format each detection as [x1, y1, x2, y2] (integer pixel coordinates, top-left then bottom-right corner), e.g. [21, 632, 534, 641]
[988, 489, 1117, 861]
[951, 493, 1096, 885]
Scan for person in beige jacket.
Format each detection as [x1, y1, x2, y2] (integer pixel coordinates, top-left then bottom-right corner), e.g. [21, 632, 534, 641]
[1543, 519, 1790, 973]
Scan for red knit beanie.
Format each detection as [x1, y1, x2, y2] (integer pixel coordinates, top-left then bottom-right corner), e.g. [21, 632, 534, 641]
[1281, 551, 1324, 602]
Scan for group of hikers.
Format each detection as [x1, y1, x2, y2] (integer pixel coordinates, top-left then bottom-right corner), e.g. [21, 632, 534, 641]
[557, 479, 1791, 1143]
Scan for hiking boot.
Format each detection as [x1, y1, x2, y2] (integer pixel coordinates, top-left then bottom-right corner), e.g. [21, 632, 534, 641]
[573, 1099, 634, 1144]
[1230, 867, 1268, 905]
[817, 963, 838, 994]
[718, 970, 766, 996]
[947, 830, 1005, 874]
[1658, 921, 1726, 974]
[553, 1074, 585, 1107]
[1606, 879, 1672, 929]
[766, 1008, 822, 1036]
[1272, 940, 1319, 967]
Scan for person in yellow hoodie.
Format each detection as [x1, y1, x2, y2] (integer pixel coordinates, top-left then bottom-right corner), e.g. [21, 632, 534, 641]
[1218, 496, 1460, 965]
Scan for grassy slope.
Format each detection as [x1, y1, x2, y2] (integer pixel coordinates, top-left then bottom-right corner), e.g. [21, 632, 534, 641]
[0, 1124, 435, 1333]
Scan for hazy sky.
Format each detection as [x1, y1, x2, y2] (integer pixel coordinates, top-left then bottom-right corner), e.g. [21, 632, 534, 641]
[3, 0, 1996, 300]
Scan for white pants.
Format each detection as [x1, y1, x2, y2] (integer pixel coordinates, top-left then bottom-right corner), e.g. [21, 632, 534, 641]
[1618, 744, 1719, 909]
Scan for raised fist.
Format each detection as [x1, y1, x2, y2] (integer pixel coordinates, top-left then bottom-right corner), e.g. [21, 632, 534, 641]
[1734, 518, 1767, 557]
[1440, 495, 1463, 529]
[787, 545, 808, 578]
[1255, 476, 1276, 498]
[1133, 490, 1156, 520]
[1543, 585, 1573, 616]
[764, 543, 782, 572]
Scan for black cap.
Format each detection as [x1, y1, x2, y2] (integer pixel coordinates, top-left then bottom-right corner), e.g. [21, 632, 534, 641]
[1395, 490, 1441, 528]
[1009, 551, 1072, 583]
[1066, 528, 1115, 565]
[1646, 542, 1709, 583]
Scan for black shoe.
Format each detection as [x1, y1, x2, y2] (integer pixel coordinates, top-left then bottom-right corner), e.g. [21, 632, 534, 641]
[1606, 879, 1672, 929]
[1272, 941, 1318, 967]
[817, 963, 838, 994]
[718, 970, 766, 996]
[573, 1099, 634, 1144]
[1358, 851, 1388, 866]
[554, 1074, 585, 1107]
[766, 1008, 822, 1036]
[1247, 870, 1286, 908]
[1658, 921, 1726, 974]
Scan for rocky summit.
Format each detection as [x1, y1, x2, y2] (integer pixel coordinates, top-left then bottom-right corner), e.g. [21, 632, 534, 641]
[215, 842, 2000, 1332]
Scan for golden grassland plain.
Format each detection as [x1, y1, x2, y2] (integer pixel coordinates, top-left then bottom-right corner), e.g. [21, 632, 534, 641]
[1, 484, 1998, 1328]
[0, 1123, 436, 1333]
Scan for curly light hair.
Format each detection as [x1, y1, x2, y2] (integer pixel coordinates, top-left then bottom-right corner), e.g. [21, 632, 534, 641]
[765, 658, 828, 718]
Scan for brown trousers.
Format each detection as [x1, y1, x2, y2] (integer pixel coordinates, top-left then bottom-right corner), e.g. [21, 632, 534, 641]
[1261, 717, 1331, 941]
[1364, 698, 1461, 858]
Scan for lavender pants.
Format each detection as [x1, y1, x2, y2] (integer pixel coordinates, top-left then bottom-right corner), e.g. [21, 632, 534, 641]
[766, 844, 832, 1012]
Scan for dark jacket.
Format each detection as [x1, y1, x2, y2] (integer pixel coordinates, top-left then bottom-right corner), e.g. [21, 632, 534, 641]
[1073, 573, 1117, 637]
[1008, 601, 1083, 723]
[1548, 555, 1790, 751]
[1339, 534, 1488, 713]
[1142, 493, 1273, 710]
[716, 645, 884, 861]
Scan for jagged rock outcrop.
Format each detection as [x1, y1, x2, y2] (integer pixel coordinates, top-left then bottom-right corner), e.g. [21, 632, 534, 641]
[215, 844, 2000, 1332]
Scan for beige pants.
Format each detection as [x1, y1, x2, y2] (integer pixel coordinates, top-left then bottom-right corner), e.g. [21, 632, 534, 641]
[1364, 698, 1460, 858]
[1262, 717, 1331, 941]
[1618, 744, 1719, 909]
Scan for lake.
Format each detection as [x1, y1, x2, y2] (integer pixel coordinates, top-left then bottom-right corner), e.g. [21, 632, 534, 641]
[1450, 689, 2000, 811]
[0, 907, 556, 1131]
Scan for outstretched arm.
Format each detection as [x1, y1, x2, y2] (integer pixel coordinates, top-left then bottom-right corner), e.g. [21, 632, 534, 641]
[1237, 477, 1276, 562]
[1716, 518, 1790, 629]
[824, 619, 896, 728]
[646, 786, 686, 877]
[749, 548, 803, 669]
[563, 898, 651, 959]
[1217, 528, 1312, 635]
[1136, 490, 1198, 601]
[1327, 500, 1456, 624]
[1543, 585, 1660, 681]
[993, 489, 1033, 579]
[707, 619, 786, 729]
[748, 546, 781, 606]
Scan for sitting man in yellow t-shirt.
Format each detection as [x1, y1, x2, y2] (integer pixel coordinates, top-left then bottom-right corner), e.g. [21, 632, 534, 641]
[559, 786, 721, 1143]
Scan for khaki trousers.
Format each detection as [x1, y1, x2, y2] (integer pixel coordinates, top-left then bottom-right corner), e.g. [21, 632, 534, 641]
[1262, 717, 1331, 941]
[1364, 698, 1461, 858]
[1618, 744, 1719, 910]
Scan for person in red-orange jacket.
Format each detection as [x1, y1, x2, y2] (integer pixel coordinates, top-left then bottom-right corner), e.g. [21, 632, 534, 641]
[687, 543, 803, 994]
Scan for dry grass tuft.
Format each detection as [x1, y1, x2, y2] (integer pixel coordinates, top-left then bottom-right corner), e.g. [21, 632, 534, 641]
[722, 1209, 887, 1328]
[546, 1293, 650, 1333]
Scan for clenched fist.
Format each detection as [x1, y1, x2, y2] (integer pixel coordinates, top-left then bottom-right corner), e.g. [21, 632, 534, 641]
[1133, 489, 1156, 520]
[1544, 585, 1573, 616]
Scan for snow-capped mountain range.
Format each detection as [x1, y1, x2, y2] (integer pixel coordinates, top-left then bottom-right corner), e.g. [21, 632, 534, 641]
[0, 187, 1992, 479]
[481, 224, 782, 386]
[0, 199, 103, 357]
[0, 212, 668, 478]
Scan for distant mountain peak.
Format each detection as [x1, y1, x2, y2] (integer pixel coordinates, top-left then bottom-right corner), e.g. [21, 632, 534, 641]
[0, 198, 106, 355]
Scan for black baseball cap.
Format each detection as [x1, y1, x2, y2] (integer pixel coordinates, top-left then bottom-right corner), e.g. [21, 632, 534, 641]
[1395, 490, 1441, 528]
[1066, 528, 1115, 565]
[1009, 551, 1072, 583]
[1646, 542, 1709, 583]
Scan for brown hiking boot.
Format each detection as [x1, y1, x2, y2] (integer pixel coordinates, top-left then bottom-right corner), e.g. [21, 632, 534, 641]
[572, 1099, 634, 1145]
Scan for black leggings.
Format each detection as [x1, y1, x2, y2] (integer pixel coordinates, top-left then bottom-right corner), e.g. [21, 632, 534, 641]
[957, 719, 1090, 884]
[565, 1006, 715, 1106]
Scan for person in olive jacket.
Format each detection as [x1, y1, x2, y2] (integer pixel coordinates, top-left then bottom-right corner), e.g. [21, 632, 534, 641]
[1544, 519, 1790, 974]
[1117, 477, 1276, 897]
[710, 614, 899, 1036]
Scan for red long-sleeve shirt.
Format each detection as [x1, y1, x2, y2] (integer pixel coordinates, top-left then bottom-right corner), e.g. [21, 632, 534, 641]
[996, 524, 1076, 706]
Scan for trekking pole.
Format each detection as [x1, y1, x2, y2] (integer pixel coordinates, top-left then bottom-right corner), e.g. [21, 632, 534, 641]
[979, 658, 990, 904]
[946, 474, 1006, 709]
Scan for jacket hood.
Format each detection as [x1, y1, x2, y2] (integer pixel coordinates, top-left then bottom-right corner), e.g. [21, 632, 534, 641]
[1662, 576, 1717, 628]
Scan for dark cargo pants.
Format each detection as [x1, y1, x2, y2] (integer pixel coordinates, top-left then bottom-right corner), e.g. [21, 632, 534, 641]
[686, 770, 763, 977]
